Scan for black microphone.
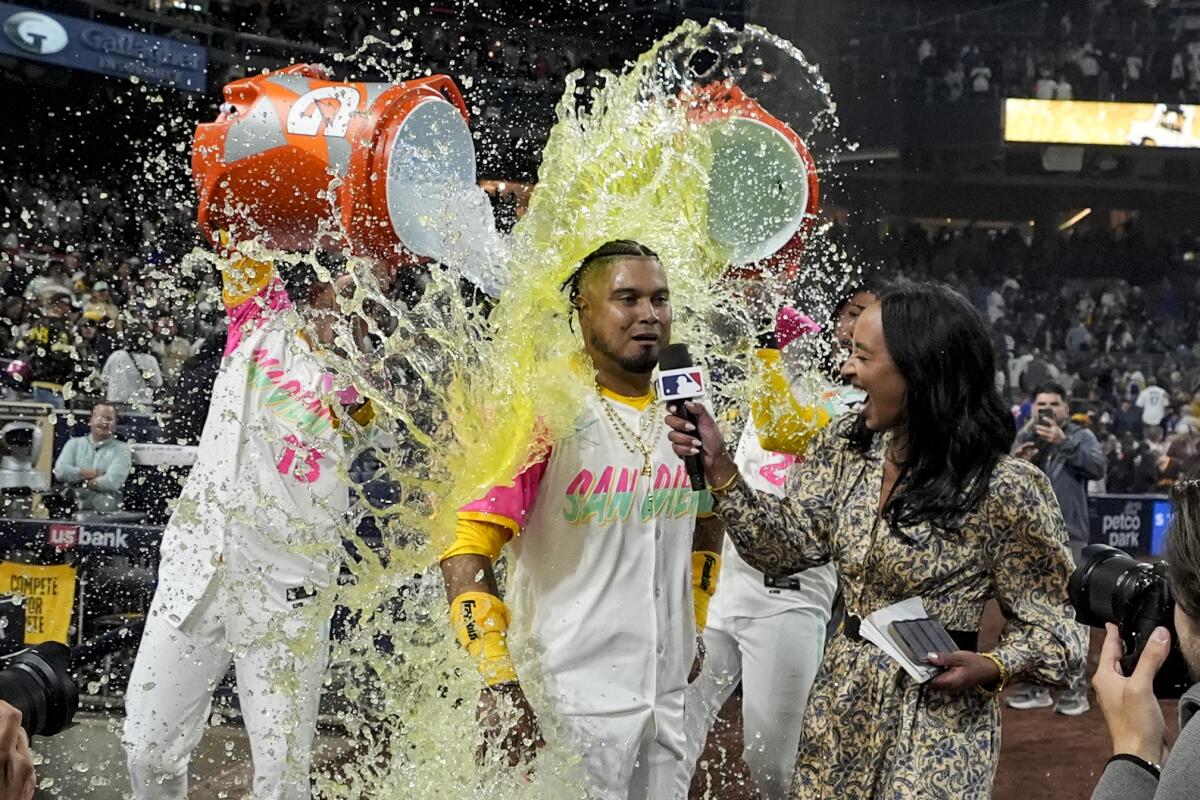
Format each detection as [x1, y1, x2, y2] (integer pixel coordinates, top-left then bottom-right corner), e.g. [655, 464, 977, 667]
[657, 343, 707, 491]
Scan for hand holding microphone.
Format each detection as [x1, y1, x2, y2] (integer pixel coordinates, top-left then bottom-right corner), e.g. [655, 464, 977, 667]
[658, 343, 738, 490]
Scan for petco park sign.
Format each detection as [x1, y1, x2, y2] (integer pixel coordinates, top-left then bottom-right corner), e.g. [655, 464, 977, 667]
[1088, 495, 1173, 557]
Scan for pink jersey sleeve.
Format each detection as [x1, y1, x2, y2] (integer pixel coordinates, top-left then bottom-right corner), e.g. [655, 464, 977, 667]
[458, 451, 551, 535]
[224, 276, 294, 356]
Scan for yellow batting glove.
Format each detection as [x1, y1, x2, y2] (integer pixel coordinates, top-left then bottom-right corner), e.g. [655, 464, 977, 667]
[450, 591, 519, 687]
[692, 551, 722, 632]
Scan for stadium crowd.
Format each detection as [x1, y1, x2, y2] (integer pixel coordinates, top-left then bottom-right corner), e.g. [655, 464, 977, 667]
[837, 0, 1200, 105]
[841, 216, 1200, 493]
[5, 165, 1200, 496]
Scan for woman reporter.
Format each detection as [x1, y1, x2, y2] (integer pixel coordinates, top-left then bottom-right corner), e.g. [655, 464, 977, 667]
[666, 280, 1085, 799]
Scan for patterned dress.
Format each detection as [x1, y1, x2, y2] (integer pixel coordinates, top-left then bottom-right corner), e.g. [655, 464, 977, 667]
[713, 416, 1086, 799]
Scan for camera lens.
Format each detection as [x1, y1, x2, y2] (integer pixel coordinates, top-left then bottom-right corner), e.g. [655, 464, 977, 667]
[0, 642, 79, 737]
[1068, 543, 1162, 626]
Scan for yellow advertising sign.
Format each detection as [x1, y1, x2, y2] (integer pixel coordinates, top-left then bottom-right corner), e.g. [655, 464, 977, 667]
[1004, 98, 1200, 148]
[0, 563, 77, 644]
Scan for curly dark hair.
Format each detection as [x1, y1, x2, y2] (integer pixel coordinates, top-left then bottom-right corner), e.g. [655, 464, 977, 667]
[846, 280, 1016, 531]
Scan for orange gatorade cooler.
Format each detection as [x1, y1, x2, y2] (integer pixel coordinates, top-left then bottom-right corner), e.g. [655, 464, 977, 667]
[688, 83, 820, 280]
[193, 64, 485, 265]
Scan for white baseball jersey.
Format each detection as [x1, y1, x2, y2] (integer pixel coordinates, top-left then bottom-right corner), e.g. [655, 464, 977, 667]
[461, 390, 712, 796]
[152, 277, 348, 635]
[708, 423, 837, 622]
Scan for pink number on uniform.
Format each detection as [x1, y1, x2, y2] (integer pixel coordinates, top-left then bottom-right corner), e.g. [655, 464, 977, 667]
[277, 434, 324, 483]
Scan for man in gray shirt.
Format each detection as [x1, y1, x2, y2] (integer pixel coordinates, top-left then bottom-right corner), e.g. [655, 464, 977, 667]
[1008, 382, 1106, 715]
[1091, 480, 1200, 800]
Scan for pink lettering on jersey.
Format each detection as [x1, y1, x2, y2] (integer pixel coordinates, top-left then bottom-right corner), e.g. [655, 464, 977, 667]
[759, 453, 797, 488]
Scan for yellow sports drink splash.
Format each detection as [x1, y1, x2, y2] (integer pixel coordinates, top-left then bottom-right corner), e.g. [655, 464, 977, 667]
[189, 18, 844, 800]
[436, 20, 834, 551]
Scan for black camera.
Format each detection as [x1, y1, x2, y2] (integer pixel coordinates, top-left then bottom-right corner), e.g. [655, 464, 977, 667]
[1069, 544, 1192, 699]
[0, 642, 78, 736]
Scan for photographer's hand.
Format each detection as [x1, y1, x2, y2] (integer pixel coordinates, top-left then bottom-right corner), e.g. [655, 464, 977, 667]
[1093, 623, 1170, 765]
[0, 702, 34, 800]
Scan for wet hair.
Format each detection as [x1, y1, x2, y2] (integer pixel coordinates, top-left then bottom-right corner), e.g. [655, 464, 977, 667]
[847, 280, 1016, 532]
[562, 240, 658, 305]
[833, 274, 887, 318]
[1167, 479, 1200, 618]
[823, 273, 888, 378]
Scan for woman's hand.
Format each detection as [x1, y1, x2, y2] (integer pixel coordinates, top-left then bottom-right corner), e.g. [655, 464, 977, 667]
[926, 651, 1001, 693]
[664, 402, 737, 487]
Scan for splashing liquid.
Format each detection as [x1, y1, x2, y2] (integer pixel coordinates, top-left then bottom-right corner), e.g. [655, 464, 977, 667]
[195, 19, 853, 800]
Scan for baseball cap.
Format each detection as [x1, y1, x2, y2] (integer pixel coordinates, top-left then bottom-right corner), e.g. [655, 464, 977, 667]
[92, 281, 109, 291]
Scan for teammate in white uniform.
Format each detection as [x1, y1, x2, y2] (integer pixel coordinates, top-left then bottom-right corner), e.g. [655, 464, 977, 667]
[439, 241, 722, 800]
[678, 422, 836, 799]
[123, 249, 377, 800]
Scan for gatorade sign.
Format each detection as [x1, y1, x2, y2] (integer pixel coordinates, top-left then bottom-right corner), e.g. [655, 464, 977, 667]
[0, 563, 76, 644]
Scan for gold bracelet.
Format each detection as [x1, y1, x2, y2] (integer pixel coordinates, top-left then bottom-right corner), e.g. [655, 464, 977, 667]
[709, 470, 740, 495]
[978, 652, 1009, 694]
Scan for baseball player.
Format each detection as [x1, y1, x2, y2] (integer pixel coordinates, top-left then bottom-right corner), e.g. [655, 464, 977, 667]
[123, 244, 378, 800]
[439, 240, 722, 800]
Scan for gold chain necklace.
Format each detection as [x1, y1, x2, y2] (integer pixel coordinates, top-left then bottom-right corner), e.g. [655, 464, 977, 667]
[598, 392, 662, 476]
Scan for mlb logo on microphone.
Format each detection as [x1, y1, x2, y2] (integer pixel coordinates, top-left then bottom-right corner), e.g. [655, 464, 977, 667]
[657, 367, 707, 401]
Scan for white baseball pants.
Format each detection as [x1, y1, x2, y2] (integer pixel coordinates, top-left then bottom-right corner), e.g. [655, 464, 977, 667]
[677, 608, 826, 800]
[123, 574, 329, 800]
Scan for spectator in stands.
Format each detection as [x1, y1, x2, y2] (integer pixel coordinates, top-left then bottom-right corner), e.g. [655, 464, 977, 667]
[150, 313, 194, 382]
[1035, 67, 1058, 99]
[1138, 377, 1170, 431]
[82, 281, 121, 333]
[162, 333, 222, 445]
[945, 60, 965, 102]
[1105, 435, 1136, 494]
[1021, 349, 1055, 394]
[15, 289, 76, 407]
[22, 260, 73, 304]
[1067, 317, 1095, 354]
[1009, 383, 1104, 715]
[1160, 435, 1200, 490]
[1055, 72, 1075, 101]
[0, 297, 25, 355]
[970, 61, 993, 95]
[73, 316, 114, 396]
[102, 325, 163, 410]
[53, 403, 132, 514]
[1122, 46, 1145, 99]
[1076, 43, 1103, 99]
[1113, 397, 1144, 437]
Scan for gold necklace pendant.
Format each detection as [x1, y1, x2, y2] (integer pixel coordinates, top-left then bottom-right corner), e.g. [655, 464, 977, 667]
[598, 391, 660, 479]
